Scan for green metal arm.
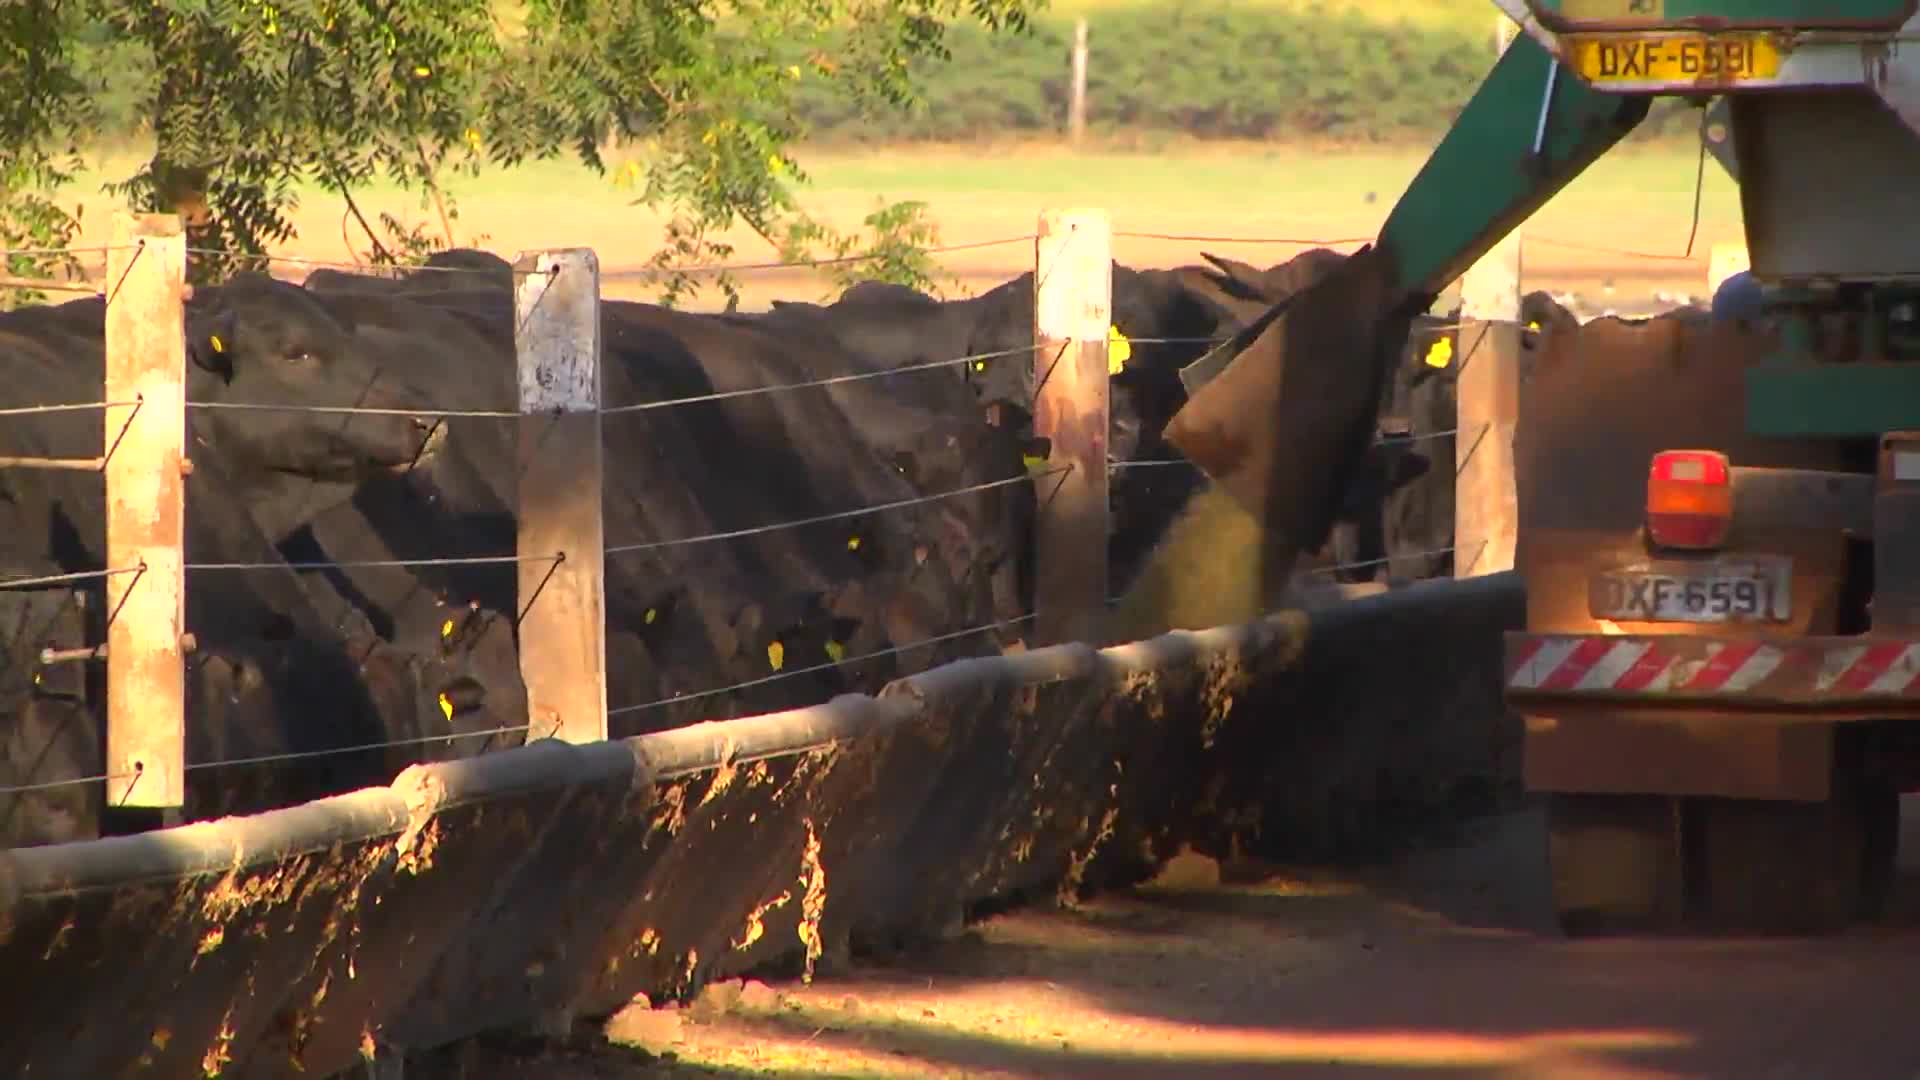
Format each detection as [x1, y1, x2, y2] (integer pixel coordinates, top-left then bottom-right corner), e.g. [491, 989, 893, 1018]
[1162, 28, 1655, 579]
[1377, 31, 1651, 304]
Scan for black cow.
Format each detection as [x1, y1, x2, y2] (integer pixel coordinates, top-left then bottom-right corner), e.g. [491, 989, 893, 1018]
[0, 282, 526, 847]
[192, 260, 1030, 741]
[738, 264, 1254, 601]
[1350, 290, 1584, 585]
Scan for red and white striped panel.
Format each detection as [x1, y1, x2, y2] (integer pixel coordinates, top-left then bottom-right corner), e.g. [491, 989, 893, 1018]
[1508, 636, 1787, 695]
[1508, 634, 1920, 701]
[1815, 641, 1920, 696]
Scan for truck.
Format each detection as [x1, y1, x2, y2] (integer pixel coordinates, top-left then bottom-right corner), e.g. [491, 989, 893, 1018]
[1162, 1, 1920, 936]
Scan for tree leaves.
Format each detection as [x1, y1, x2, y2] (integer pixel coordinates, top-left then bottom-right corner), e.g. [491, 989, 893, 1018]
[0, 1, 96, 306]
[0, 0, 1042, 300]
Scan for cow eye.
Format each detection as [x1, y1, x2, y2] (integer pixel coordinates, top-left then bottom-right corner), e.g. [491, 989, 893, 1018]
[286, 350, 315, 364]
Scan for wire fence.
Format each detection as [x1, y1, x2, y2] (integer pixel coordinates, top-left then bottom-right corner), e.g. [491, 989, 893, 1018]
[8, 224, 1724, 296]
[0, 217, 1651, 804]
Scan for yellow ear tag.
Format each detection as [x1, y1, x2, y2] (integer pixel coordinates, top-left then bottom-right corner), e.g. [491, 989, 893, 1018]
[440, 618, 454, 639]
[437, 692, 453, 722]
[824, 641, 846, 663]
[1022, 453, 1047, 472]
[1423, 336, 1453, 369]
[1107, 325, 1132, 375]
[209, 334, 225, 354]
[1528, 319, 1542, 332]
[767, 640, 785, 671]
[644, 607, 657, 624]
[846, 536, 861, 552]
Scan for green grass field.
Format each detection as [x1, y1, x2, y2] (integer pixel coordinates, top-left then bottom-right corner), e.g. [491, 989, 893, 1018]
[54, 135, 1741, 309]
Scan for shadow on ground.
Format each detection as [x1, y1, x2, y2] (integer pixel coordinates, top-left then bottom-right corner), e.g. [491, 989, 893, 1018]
[582, 801, 1920, 1079]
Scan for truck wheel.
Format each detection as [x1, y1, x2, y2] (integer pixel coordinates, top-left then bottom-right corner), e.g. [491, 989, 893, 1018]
[1546, 793, 1688, 936]
[1694, 784, 1894, 934]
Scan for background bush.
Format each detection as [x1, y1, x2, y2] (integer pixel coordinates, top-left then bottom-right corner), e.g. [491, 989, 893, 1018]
[787, 3, 1704, 144]
[789, 6, 1496, 142]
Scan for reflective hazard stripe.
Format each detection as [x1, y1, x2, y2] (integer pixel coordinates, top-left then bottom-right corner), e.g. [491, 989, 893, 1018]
[1818, 642, 1920, 695]
[1506, 634, 1906, 700]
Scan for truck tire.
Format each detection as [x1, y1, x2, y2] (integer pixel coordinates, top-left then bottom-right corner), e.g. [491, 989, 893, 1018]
[1547, 793, 1689, 936]
[1694, 783, 1896, 934]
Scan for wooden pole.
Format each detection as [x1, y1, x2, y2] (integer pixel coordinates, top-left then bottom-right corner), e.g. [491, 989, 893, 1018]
[1450, 19, 1524, 580]
[1068, 19, 1089, 147]
[1455, 233, 1523, 578]
[514, 248, 608, 744]
[104, 212, 188, 809]
[1031, 209, 1112, 644]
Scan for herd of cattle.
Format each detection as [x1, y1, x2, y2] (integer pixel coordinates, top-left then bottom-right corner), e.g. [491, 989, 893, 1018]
[0, 245, 1539, 849]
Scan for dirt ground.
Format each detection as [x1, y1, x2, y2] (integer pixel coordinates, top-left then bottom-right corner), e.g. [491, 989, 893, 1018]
[411, 797, 1920, 1080]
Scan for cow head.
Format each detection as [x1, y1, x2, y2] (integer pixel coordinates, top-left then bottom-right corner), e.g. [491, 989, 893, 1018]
[834, 280, 938, 310]
[184, 275, 457, 533]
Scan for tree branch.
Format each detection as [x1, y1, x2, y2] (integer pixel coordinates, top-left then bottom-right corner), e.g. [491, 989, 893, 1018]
[416, 140, 456, 248]
[329, 167, 391, 264]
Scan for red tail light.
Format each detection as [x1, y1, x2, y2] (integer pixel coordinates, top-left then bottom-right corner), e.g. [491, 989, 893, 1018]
[1646, 449, 1732, 549]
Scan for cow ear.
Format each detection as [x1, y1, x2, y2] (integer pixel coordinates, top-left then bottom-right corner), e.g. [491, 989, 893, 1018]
[186, 308, 238, 382]
[1201, 252, 1265, 287]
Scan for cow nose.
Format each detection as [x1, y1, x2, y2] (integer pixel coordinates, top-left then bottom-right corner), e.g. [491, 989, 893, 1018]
[437, 676, 486, 716]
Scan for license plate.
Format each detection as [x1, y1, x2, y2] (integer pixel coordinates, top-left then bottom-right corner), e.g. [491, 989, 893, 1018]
[1568, 34, 1781, 85]
[1588, 556, 1792, 624]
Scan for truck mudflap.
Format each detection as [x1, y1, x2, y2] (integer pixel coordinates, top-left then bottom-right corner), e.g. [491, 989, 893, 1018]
[1506, 631, 1920, 710]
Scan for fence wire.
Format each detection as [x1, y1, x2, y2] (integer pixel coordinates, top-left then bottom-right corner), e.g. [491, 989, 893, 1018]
[0, 565, 144, 591]
[0, 725, 535, 797]
[599, 343, 1040, 415]
[188, 234, 1041, 285]
[1114, 231, 1373, 246]
[606, 467, 1068, 557]
[184, 247, 541, 280]
[608, 614, 1038, 718]
[643, 235, 1038, 276]
[190, 400, 524, 419]
[186, 552, 564, 573]
[0, 399, 141, 418]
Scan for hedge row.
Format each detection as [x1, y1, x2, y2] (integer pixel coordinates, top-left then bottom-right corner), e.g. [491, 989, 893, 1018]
[792, 7, 1499, 142]
[75, 7, 1699, 147]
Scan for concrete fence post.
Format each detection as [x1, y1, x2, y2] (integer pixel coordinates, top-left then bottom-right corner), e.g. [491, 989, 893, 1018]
[514, 248, 608, 744]
[103, 212, 189, 810]
[1032, 208, 1112, 645]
